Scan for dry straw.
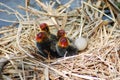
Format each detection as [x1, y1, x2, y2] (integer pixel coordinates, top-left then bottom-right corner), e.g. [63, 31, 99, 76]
[0, 0, 120, 80]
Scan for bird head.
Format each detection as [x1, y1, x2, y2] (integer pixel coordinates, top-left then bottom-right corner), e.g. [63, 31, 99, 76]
[40, 23, 50, 33]
[36, 32, 48, 43]
[57, 29, 66, 39]
[58, 37, 69, 48]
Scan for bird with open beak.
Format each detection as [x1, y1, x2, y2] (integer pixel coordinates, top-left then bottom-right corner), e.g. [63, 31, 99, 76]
[56, 29, 78, 57]
[37, 23, 59, 58]
[36, 31, 52, 58]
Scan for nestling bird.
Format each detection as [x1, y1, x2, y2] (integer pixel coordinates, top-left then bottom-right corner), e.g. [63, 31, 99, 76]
[36, 31, 51, 58]
[39, 23, 57, 42]
[38, 23, 60, 58]
[56, 36, 78, 57]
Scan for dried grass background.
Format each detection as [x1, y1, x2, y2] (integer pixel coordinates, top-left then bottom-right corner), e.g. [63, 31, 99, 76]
[0, 0, 120, 80]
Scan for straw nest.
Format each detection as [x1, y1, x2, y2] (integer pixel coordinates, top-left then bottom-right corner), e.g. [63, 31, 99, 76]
[0, 0, 120, 80]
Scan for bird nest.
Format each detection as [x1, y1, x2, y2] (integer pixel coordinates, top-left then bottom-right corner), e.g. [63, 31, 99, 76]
[0, 0, 120, 80]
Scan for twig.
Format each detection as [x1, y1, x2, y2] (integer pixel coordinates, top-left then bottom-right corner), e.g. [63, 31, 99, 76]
[35, 0, 59, 30]
[0, 18, 18, 23]
[16, 23, 34, 58]
[79, 17, 85, 37]
[57, 0, 74, 12]
[27, 59, 71, 79]
[63, 71, 101, 80]
[51, 55, 80, 65]
[83, 1, 115, 21]
[61, 13, 67, 29]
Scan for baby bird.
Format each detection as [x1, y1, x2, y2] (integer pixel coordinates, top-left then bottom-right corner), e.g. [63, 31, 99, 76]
[40, 23, 57, 40]
[38, 23, 59, 58]
[36, 31, 51, 58]
[56, 29, 78, 57]
[56, 36, 78, 57]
